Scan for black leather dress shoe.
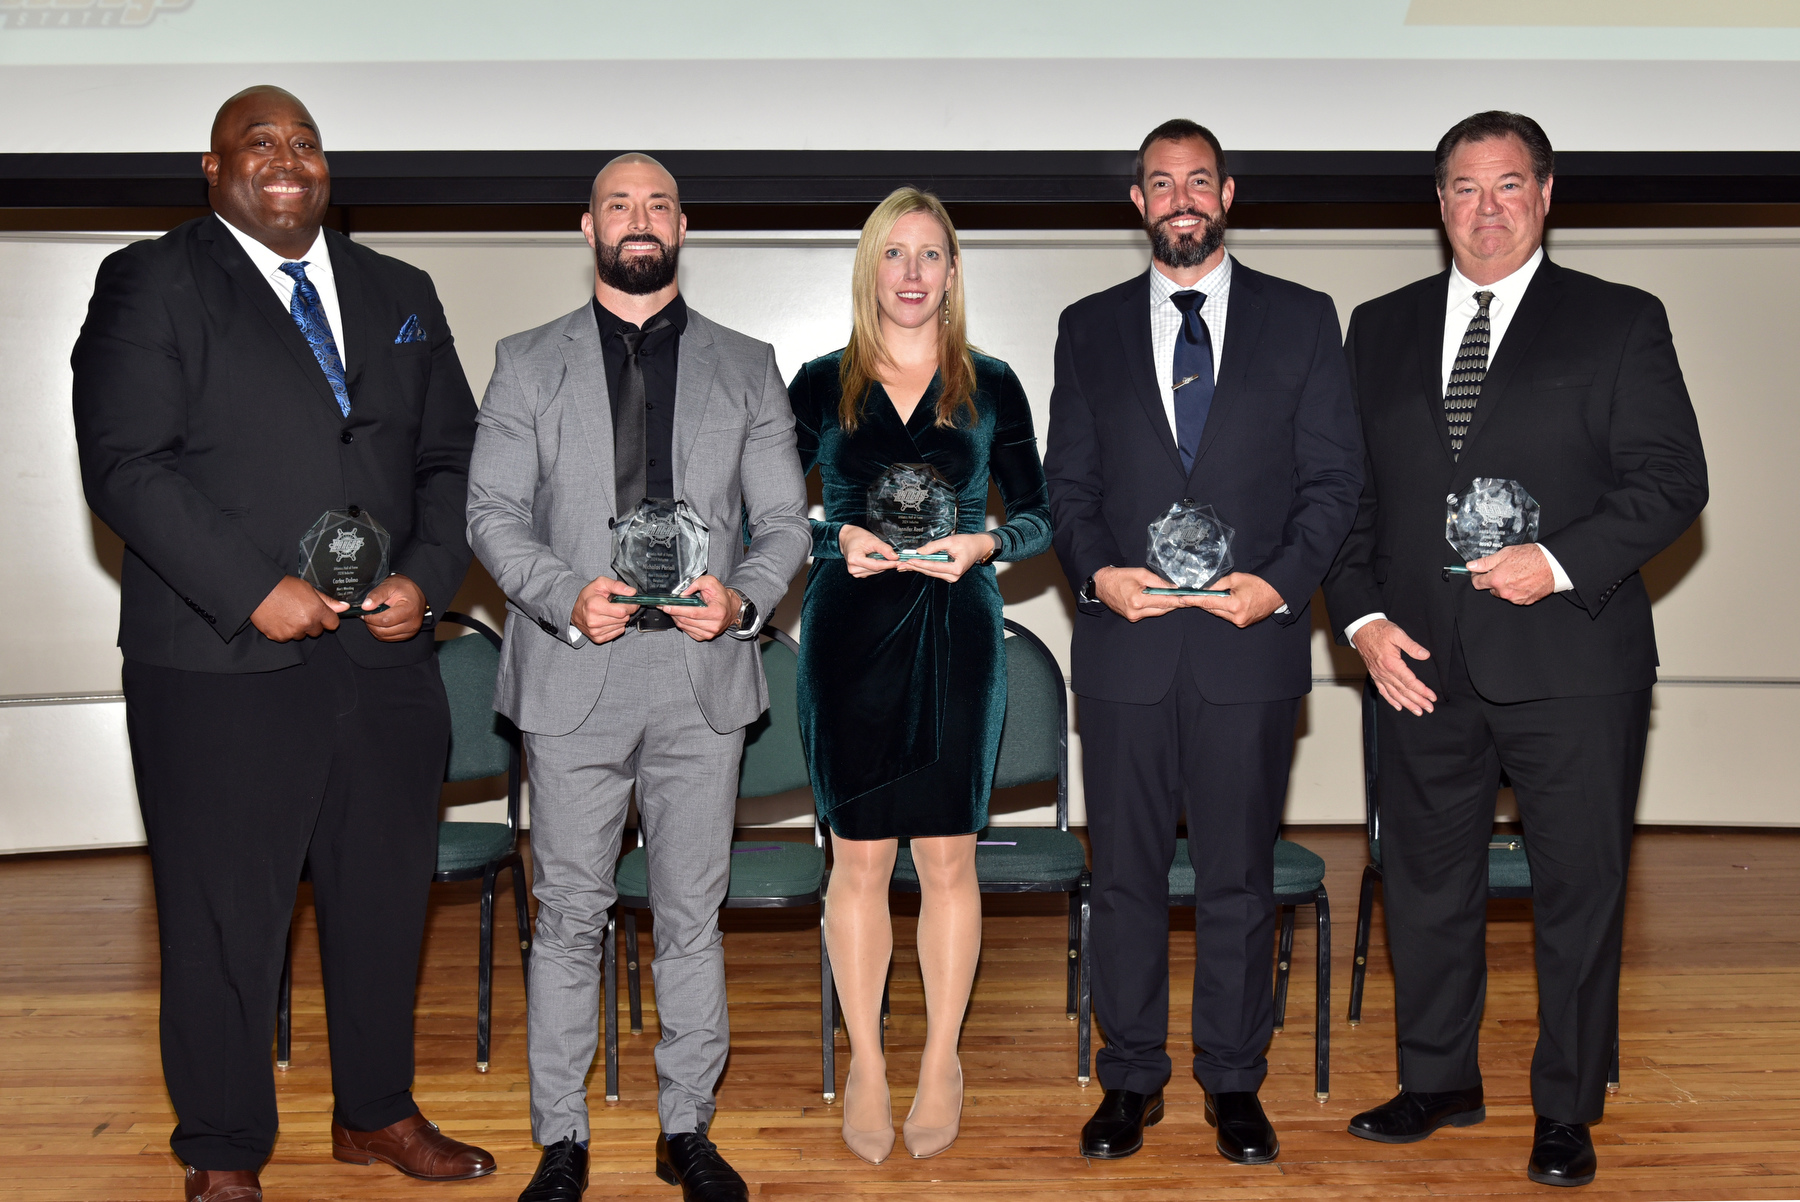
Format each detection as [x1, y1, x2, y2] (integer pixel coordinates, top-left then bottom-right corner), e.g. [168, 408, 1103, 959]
[1203, 1091, 1279, 1164]
[656, 1130, 748, 1202]
[1347, 1088, 1487, 1144]
[1528, 1117, 1596, 1187]
[1078, 1088, 1164, 1159]
[518, 1135, 587, 1202]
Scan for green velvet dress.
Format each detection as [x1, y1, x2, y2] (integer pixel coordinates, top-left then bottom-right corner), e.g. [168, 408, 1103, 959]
[791, 350, 1053, 840]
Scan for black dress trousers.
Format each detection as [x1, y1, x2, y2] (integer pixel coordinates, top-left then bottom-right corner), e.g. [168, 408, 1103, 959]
[1081, 634, 1301, 1096]
[1375, 634, 1649, 1125]
[123, 632, 449, 1170]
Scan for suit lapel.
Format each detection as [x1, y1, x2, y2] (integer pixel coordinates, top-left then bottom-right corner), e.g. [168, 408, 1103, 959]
[1416, 271, 1456, 465]
[198, 215, 345, 426]
[325, 229, 375, 401]
[1114, 273, 1184, 476]
[1457, 258, 1564, 461]
[672, 310, 719, 502]
[1190, 257, 1263, 476]
[559, 305, 616, 519]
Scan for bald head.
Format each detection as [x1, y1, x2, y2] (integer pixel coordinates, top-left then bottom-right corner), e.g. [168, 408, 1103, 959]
[210, 85, 317, 154]
[590, 152, 678, 212]
[202, 85, 329, 260]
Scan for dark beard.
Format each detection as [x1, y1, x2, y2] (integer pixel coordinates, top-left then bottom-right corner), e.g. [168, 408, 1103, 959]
[1147, 206, 1227, 269]
[595, 232, 679, 295]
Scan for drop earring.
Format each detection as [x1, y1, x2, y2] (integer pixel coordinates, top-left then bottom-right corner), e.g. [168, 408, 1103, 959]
[941, 292, 951, 326]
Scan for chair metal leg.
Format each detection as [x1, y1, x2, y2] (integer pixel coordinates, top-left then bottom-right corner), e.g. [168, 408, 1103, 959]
[820, 917, 837, 1102]
[603, 908, 619, 1101]
[476, 864, 496, 1073]
[1608, 1031, 1621, 1094]
[1349, 864, 1376, 1025]
[1273, 904, 1297, 1033]
[276, 917, 294, 1070]
[1077, 872, 1092, 1086]
[624, 909, 644, 1035]
[1065, 889, 1080, 1020]
[1314, 889, 1331, 1102]
[511, 859, 532, 999]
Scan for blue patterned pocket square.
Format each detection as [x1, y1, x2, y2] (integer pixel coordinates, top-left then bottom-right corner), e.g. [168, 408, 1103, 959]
[394, 314, 426, 344]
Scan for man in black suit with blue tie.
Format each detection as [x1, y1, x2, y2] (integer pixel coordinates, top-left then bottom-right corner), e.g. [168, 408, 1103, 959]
[72, 86, 492, 1202]
[1045, 119, 1363, 1164]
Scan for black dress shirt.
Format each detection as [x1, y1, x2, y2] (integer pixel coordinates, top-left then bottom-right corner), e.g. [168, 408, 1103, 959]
[594, 294, 686, 501]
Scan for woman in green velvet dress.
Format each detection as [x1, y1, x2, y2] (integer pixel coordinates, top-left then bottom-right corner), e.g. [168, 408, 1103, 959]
[791, 188, 1052, 1165]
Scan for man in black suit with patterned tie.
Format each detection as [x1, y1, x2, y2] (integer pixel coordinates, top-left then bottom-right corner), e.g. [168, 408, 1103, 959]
[1045, 119, 1363, 1165]
[72, 86, 492, 1202]
[1323, 112, 1707, 1188]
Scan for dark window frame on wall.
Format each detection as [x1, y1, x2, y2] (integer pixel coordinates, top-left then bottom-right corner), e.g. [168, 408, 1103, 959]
[5, 149, 1800, 232]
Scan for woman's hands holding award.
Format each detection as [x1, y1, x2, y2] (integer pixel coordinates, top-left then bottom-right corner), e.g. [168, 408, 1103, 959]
[839, 523, 996, 583]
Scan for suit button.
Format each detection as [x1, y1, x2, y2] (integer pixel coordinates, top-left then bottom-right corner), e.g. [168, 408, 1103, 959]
[539, 618, 556, 634]
[340, 430, 354, 444]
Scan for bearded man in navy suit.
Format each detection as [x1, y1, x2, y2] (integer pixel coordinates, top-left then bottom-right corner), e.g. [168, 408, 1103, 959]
[1045, 118, 1363, 1165]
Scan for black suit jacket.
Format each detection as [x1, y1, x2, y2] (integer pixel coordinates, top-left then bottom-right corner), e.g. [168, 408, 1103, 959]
[1045, 260, 1364, 705]
[1321, 256, 1708, 703]
[72, 215, 477, 673]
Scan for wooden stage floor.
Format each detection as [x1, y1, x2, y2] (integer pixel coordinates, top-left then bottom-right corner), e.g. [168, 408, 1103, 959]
[4, 826, 1798, 1201]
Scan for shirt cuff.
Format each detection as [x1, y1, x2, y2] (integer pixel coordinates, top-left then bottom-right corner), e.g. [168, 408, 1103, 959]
[1537, 544, 1575, 593]
[1275, 603, 1290, 615]
[567, 623, 586, 647]
[1343, 612, 1387, 643]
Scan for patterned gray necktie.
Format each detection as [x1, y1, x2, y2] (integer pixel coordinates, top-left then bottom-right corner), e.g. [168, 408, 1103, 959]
[1444, 290, 1494, 460]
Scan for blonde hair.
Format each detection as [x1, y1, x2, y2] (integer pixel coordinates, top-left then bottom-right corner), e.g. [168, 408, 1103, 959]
[838, 188, 978, 433]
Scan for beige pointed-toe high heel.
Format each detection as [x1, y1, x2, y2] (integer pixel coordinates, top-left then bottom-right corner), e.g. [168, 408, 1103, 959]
[902, 1061, 963, 1159]
[841, 1070, 896, 1165]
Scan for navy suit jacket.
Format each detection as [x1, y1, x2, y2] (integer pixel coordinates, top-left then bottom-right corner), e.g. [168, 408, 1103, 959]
[1321, 257, 1708, 703]
[72, 214, 477, 673]
[1045, 259, 1364, 705]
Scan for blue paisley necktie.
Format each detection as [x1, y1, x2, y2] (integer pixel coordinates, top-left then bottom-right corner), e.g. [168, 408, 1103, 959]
[279, 261, 350, 416]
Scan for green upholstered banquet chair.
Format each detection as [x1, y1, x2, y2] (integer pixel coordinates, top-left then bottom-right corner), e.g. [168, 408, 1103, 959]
[1166, 836, 1332, 1100]
[277, 611, 529, 1073]
[602, 627, 834, 1101]
[886, 617, 1093, 1083]
[1348, 678, 1618, 1091]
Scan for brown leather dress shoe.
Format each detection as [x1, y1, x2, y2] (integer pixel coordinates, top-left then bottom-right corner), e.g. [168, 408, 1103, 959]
[184, 1167, 261, 1201]
[331, 1112, 497, 1181]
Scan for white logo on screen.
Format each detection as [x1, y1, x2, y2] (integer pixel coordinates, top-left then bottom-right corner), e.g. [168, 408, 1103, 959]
[0, 0, 194, 29]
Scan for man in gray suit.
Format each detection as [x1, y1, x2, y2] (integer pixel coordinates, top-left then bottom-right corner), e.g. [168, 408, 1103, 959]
[467, 153, 809, 1202]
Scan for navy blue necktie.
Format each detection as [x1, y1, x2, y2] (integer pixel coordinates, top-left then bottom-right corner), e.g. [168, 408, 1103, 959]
[1169, 290, 1215, 474]
[279, 261, 350, 417]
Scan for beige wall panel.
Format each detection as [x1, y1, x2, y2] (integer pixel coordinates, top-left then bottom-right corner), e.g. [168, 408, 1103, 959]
[0, 234, 134, 697]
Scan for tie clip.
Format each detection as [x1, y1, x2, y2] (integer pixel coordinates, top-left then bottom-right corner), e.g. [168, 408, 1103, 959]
[1173, 374, 1202, 391]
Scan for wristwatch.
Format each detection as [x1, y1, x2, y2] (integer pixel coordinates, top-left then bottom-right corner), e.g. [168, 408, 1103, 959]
[727, 588, 757, 632]
[1078, 567, 1113, 606]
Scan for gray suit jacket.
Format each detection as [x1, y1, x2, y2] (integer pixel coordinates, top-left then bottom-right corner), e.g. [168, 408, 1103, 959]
[467, 302, 810, 736]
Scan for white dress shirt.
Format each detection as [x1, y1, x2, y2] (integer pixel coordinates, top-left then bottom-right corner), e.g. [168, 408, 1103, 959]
[1148, 254, 1231, 440]
[218, 217, 346, 362]
[1343, 245, 1571, 645]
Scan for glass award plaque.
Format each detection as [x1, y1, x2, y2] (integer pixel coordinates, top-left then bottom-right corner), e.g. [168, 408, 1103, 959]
[866, 462, 956, 562]
[1143, 499, 1234, 597]
[610, 498, 709, 606]
[1443, 478, 1541, 579]
[298, 506, 391, 616]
